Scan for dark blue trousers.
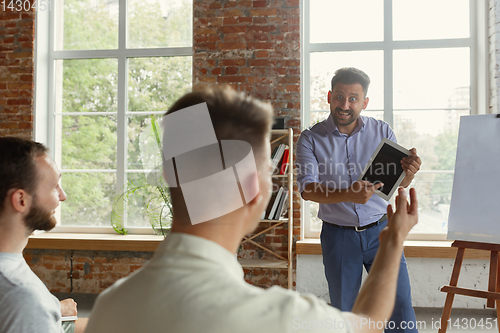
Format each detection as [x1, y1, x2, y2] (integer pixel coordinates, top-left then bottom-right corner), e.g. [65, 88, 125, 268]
[321, 220, 418, 333]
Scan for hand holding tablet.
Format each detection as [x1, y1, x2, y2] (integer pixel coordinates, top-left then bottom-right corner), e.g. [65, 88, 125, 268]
[358, 138, 412, 201]
[347, 180, 385, 204]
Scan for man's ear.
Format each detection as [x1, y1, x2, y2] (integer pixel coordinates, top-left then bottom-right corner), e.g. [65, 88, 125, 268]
[244, 171, 264, 209]
[10, 189, 31, 214]
[362, 96, 369, 110]
[327, 91, 332, 104]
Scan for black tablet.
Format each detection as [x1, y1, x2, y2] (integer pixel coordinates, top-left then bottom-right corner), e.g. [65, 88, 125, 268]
[357, 138, 411, 200]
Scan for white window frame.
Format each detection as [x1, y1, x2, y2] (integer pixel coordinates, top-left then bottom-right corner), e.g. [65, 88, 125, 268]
[300, 0, 489, 240]
[34, 0, 192, 234]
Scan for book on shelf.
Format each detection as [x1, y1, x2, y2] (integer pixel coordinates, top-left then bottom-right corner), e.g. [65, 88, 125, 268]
[273, 188, 289, 220]
[271, 144, 287, 174]
[279, 148, 289, 175]
[279, 189, 290, 219]
[268, 187, 284, 220]
[262, 189, 278, 219]
[270, 144, 280, 160]
[282, 162, 289, 175]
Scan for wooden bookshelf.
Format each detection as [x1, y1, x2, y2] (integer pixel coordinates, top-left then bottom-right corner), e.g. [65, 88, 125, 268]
[238, 128, 294, 289]
[238, 259, 288, 269]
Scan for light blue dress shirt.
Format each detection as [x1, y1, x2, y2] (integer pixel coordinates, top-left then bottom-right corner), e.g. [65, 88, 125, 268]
[296, 114, 397, 227]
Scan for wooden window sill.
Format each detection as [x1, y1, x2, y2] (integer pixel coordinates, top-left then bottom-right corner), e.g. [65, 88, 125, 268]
[296, 239, 491, 259]
[26, 233, 164, 252]
[27, 234, 492, 259]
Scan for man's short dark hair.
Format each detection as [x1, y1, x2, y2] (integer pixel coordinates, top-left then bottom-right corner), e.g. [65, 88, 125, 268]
[0, 137, 48, 215]
[331, 67, 371, 97]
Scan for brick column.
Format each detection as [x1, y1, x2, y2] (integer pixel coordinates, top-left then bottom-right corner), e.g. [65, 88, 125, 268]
[193, 0, 301, 289]
[0, 8, 35, 138]
[193, 0, 300, 128]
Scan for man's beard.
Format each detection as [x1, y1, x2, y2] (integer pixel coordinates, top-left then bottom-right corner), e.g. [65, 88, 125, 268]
[24, 199, 57, 232]
[332, 107, 357, 127]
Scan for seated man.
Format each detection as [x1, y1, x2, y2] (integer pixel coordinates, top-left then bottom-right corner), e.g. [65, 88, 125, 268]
[86, 86, 418, 333]
[0, 137, 88, 333]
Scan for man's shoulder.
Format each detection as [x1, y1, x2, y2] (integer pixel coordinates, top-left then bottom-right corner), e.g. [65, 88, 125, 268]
[0, 260, 60, 314]
[303, 118, 328, 135]
[0, 276, 54, 305]
[0, 278, 61, 326]
[1, 282, 37, 304]
[361, 115, 394, 137]
[298, 119, 329, 145]
[263, 286, 350, 331]
[0, 261, 34, 294]
[0, 283, 62, 333]
[0, 261, 50, 292]
[362, 115, 391, 129]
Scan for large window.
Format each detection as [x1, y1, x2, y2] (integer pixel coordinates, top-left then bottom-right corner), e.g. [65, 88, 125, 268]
[301, 0, 489, 239]
[35, 0, 193, 233]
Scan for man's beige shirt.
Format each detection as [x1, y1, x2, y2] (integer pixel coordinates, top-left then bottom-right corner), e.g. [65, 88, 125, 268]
[86, 232, 350, 333]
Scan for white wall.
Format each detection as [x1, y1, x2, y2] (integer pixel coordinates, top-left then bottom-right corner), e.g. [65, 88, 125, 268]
[296, 255, 491, 309]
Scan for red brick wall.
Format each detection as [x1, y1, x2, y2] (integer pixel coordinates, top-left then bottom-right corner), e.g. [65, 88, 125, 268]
[24, 249, 153, 293]
[193, 0, 300, 120]
[24, 247, 287, 292]
[193, 0, 301, 289]
[0, 7, 35, 138]
[5, 0, 302, 293]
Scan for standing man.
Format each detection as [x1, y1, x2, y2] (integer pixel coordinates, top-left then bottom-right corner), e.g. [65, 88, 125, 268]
[296, 68, 422, 332]
[0, 136, 88, 333]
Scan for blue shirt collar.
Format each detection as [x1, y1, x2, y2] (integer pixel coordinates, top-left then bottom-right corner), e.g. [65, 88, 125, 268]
[325, 113, 366, 136]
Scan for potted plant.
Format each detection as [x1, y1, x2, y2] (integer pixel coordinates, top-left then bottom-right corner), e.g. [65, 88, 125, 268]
[111, 116, 172, 236]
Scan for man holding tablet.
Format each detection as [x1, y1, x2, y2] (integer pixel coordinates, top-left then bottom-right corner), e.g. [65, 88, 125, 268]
[296, 67, 422, 332]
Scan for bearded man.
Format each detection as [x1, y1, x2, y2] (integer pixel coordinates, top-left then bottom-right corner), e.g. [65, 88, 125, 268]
[0, 136, 87, 333]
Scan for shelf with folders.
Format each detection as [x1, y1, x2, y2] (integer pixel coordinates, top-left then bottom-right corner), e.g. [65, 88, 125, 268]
[237, 128, 294, 289]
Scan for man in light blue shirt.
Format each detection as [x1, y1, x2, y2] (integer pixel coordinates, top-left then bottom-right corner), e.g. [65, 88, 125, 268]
[296, 68, 422, 333]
